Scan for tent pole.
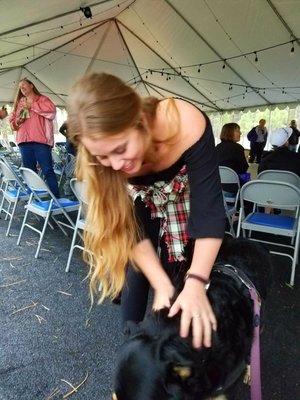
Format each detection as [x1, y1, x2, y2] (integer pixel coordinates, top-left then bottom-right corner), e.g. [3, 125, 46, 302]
[0, 0, 114, 38]
[84, 22, 112, 74]
[116, 20, 220, 111]
[115, 20, 150, 96]
[164, 0, 271, 106]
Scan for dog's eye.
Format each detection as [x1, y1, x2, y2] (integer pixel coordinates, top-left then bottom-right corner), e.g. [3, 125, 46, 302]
[112, 393, 118, 400]
[172, 366, 192, 379]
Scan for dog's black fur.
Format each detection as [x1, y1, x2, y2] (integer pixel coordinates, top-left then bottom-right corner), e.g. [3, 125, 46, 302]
[114, 238, 272, 400]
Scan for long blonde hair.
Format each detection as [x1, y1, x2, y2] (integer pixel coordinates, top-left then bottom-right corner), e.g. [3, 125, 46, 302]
[13, 78, 41, 111]
[67, 72, 179, 302]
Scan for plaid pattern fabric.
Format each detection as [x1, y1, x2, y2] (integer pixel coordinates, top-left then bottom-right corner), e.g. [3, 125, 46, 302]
[129, 166, 190, 262]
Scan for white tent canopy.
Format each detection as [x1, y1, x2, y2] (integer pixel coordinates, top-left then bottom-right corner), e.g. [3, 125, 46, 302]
[0, 0, 299, 112]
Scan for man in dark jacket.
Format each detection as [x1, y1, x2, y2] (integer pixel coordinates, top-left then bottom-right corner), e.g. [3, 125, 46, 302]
[258, 127, 300, 176]
[247, 118, 268, 163]
[288, 120, 300, 152]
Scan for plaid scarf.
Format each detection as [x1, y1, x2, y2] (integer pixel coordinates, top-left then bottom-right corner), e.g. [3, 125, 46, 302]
[129, 166, 190, 262]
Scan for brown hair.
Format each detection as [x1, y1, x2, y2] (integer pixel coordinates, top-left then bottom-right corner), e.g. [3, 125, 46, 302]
[13, 78, 41, 111]
[67, 73, 179, 303]
[220, 123, 240, 142]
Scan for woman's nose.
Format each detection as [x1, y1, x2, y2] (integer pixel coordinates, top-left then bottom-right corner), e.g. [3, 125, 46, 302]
[110, 157, 124, 171]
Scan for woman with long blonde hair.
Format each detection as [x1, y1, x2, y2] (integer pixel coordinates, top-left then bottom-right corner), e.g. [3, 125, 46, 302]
[68, 73, 225, 348]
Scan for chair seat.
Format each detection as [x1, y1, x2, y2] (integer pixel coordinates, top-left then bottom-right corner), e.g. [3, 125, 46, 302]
[6, 188, 29, 200]
[246, 212, 295, 230]
[32, 198, 79, 211]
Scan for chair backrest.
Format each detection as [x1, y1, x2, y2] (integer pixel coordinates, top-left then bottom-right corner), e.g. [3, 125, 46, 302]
[0, 159, 27, 191]
[20, 167, 50, 193]
[70, 178, 88, 205]
[240, 180, 300, 209]
[219, 166, 240, 188]
[257, 169, 300, 188]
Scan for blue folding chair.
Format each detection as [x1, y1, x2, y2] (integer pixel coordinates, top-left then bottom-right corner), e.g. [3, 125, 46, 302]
[237, 180, 300, 286]
[17, 167, 79, 258]
[257, 169, 300, 188]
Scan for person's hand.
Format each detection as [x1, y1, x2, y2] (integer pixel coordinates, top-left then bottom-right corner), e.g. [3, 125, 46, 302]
[152, 281, 175, 311]
[168, 279, 217, 348]
[16, 116, 25, 126]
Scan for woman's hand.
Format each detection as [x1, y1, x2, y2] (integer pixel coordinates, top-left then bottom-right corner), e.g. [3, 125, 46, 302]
[152, 281, 175, 311]
[16, 116, 25, 127]
[168, 279, 217, 348]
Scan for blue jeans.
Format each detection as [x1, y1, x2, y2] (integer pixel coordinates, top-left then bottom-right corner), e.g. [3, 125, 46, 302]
[19, 142, 59, 197]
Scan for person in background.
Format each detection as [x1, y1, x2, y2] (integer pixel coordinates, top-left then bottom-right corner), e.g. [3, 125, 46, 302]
[9, 78, 59, 197]
[67, 73, 226, 349]
[247, 118, 268, 163]
[258, 127, 300, 176]
[59, 121, 76, 156]
[215, 123, 248, 175]
[0, 106, 8, 120]
[288, 120, 300, 153]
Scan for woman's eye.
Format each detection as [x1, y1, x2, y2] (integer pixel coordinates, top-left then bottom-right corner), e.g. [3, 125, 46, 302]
[114, 146, 126, 155]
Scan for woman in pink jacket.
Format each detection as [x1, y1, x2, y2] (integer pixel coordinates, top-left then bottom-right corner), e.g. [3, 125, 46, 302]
[9, 78, 59, 196]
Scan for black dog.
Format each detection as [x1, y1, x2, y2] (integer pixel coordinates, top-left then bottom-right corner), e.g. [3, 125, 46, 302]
[113, 238, 272, 400]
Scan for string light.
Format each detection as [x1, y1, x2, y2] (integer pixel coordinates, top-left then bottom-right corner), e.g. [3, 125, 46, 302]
[222, 60, 226, 70]
[290, 41, 295, 55]
[254, 51, 258, 62]
[197, 64, 201, 73]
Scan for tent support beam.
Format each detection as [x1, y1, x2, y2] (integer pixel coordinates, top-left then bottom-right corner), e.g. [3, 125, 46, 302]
[145, 81, 221, 111]
[23, 67, 66, 105]
[115, 20, 150, 95]
[0, 20, 111, 60]
[116, 20, 220, 111]
[85, 21, 112, 74]
[164, 0, 271, 105]
[266, 0, 300, 49]
[22, 20, 109, 68]
[0, 0, 114, 38]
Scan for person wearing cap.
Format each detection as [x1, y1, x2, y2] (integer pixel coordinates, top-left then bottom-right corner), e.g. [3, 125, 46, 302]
[258, 127, 300, 176]
[247, 118, 268, 163]
[288, 120, 300, 153]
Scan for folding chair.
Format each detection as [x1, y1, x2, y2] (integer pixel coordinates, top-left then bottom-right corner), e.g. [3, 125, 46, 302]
[219, 166, 241, 237]
[0, 160, 30, 236]
[65, 178, 87, 272]
[257, 169, 300, 187]
[17, 167, 79, 258]
[237, 180, 300, 286]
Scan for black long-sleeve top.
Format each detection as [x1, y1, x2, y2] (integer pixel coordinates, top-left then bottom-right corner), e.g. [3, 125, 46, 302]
[215, 140, 248, 175]
[129, 113, 226, 249]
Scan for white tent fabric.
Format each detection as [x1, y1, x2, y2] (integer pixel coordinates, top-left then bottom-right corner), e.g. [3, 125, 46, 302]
[0, 0, 299, 111]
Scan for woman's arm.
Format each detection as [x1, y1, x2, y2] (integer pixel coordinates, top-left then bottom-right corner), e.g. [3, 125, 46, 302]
[132, 238, 175, 308]
[30, 96, 56, 120]
[169, 238, 221, 348]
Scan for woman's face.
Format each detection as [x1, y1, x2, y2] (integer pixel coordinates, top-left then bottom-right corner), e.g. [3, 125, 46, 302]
[19, 81, 33, 97]
[81, 127, 147, 174]
[233, 128, 241, 142]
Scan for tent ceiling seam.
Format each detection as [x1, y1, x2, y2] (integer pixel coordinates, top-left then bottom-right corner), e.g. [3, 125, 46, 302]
[22, 20, 110, 69]
[0, 0, 114, 38]
[116, 20, 221, 111]
[115, 20, 150, 95]
[0, 20, 110, 60]
[84, 21, 112, 74]
[164, 0, 271, 106]
[23, 66, 66, 104]
[266, 0, 300, 49]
